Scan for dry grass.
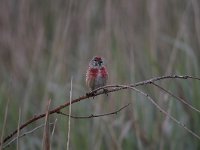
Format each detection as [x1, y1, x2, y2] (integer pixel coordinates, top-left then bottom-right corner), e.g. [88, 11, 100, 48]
[0, 0, 200, 149]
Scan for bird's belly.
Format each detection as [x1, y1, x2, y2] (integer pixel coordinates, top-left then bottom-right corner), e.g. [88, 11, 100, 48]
[95, 75, 106, 88]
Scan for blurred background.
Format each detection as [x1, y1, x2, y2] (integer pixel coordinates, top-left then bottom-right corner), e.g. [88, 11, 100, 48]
[0, 0, 200, 149]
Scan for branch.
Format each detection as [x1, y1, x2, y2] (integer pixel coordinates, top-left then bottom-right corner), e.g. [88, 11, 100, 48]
[2, 75, 200, 146]
[92, 75, 200, 93]
[114, 85, 200, 140]
[152, 82, 200, 114]
[2, 94, 89, 145]
[3, 122, 56, 149]
[57, 103, 130, 119]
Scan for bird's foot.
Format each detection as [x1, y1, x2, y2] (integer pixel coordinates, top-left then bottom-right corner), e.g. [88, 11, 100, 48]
[103, 89, 109, 96]
[86, 91, 96, 99]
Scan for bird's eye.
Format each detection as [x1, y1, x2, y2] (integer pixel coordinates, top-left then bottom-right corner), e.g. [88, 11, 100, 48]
[93, 61, 98, 66]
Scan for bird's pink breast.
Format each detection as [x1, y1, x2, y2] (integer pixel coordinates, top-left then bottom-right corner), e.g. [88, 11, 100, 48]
[86, 66, 108, 90]
[87, 68, 99, 77]
[87, 67, 108, 77]
[100, 67, 108, 78]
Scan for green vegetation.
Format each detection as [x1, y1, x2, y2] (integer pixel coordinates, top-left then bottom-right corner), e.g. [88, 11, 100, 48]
[0, 0, 200, 149]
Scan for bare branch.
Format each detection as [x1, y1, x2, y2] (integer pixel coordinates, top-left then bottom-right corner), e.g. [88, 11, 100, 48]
[152, 82, 200, 113]
[115, 85, 200, 140]
[1, 94, 89, 145]
[57, 103, 130, 119]
[92, 75, 200, 93]
[3, 122, 56, 149]
[2, 75, 200, 146]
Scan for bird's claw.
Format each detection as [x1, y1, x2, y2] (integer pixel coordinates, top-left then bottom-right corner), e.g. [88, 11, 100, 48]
[103, 89, 109, 96]
[86, 91, 96, 98]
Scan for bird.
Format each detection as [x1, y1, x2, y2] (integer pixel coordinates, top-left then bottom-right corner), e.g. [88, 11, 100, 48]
[86, 56, 108, 93]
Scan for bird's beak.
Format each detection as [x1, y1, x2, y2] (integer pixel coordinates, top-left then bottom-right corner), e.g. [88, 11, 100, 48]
[98, 61, 102, 66]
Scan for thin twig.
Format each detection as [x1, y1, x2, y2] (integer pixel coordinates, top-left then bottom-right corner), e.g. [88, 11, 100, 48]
[3, 122, 56, 149]
[57, 103, 130, 119]
[152, 82, 200, 113]
[2, 95, 88, 145]
[93, 75, 200, 93]
[89, 75, 200, 98]
[116, 85, 200, 140]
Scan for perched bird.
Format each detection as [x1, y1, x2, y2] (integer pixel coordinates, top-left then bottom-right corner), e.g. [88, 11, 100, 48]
[86, 56, 108, 91]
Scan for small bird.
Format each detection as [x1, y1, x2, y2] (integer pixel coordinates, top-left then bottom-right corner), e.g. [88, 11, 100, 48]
[86, 56, 108, 92]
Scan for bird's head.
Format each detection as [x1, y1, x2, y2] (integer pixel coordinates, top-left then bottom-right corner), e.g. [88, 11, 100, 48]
[89, 56, 105, 69]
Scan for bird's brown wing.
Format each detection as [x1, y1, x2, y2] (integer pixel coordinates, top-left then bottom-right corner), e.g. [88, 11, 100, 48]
[86, 71, 96, 91]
